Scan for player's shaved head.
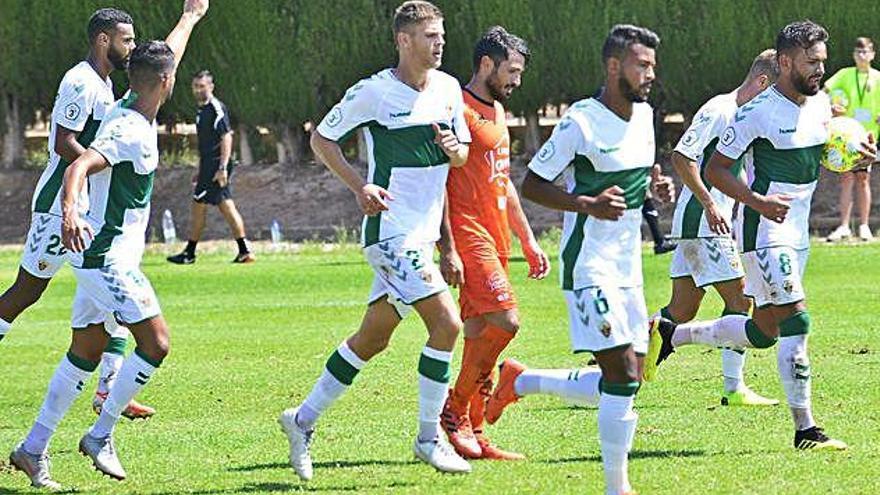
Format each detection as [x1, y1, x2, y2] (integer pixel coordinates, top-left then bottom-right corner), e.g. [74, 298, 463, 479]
[393, 1, 443, 34]
[87, 8, 133, 42]
[776, 20, 828, 56]
[602, 24, 660, 64]
[128, 41, 175, 89]
[747, 49, 779, 82]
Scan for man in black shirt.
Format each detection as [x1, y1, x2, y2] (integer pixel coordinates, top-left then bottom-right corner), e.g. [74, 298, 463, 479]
[168, 70, 254, 264]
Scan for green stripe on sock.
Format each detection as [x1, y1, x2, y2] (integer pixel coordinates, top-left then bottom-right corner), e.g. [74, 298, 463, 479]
[103, 337, 128, 355]
[598, 379, 640, 397]
[418, 353, 450, 383]
[722, 308, 748, 317]
[66, 351, 99, 372]
[780, 311, 811, 337]
[745, 320, 777, 349]
[134, 347, 163, 368]
[326, 350, 359, 386]
[660, 306, 677, 323]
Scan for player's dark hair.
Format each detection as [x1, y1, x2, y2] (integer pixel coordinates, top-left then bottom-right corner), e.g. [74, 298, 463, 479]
[775, 20, 828, 56]
[472, 26, 530, 72]
[128, 41, 175, 87]
[855, 37, 874, 51]
[393, 1, 443, 34]
[602, 24, 660, 63]
[87, 8, 133, 42]
[193, 69, 214, 82]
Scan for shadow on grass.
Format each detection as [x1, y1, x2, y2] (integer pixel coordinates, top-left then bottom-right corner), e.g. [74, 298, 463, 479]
[0, 487, 81, 494]
[229, 459, 420, 472]
[150, 481, 417, 494]
[542, 448, 707, 464]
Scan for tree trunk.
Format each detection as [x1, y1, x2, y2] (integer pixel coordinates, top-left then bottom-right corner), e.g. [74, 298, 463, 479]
[1, 94, 25, 169]
[276, 123, 305, 165]
[523, 111, 541, 158]
[238, 123, 254, 166]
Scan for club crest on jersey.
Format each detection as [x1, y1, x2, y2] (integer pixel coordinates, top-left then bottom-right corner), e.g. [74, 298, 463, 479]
[64, 103, 81, 121]
[38, 260, 49, 272]
[783, 279, 794, 294]
[419, 270, 433, 283]
[600, 321, 612, 338]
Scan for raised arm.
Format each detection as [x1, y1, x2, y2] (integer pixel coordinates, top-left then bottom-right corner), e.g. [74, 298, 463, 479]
[165, 0, 210, 69]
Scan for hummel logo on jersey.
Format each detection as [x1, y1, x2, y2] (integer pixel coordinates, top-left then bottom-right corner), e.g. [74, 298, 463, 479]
[599, 146, 620, 154]
[779, 127, 797, 134]
[389, 111, 411, 118]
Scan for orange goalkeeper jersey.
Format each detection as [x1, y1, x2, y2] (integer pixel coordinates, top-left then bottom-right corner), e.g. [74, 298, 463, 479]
[446, 88, 512, 256]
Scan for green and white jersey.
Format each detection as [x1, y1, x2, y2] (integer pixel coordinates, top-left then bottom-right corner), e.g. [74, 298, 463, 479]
[70, 97, 158, 269]
[528, 98, 655, 290]
[671, 91, 745, 239]
[717, 86, 830, 252]
[32, 61, 115, 216]
[315, 68, 470, 247]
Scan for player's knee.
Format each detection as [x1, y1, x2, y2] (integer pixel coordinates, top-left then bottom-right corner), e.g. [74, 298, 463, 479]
[745, 319, 778, 349]
[779, 311, 811, 338]
[498, 315, 520, 334]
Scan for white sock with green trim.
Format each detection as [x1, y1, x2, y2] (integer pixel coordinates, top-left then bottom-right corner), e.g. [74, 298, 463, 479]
[297, 341, 365, 430]
[778, 335, 815, 430]
[514, 368, 601, 406]
[598, 392, 637, 495]
[90, 350, 158, 439]
[417, 346, 451, 442]
[672, 315, 750, 348]
[24, 354, 95, 455]
[0, 317, 10, 341]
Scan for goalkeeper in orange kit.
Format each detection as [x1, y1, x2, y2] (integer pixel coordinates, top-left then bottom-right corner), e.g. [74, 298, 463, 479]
[438, 26, 550, 460]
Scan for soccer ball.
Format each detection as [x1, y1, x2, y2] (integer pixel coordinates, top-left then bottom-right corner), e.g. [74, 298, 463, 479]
[821, 116, 868, 173]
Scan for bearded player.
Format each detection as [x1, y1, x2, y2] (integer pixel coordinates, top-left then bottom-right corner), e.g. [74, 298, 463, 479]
[437, 26, 549, 461]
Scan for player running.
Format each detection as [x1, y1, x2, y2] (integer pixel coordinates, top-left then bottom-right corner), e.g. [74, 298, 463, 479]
[647, 20, 875, 451]
[8, 2, 208, 489]
[278, 1, 473, 480]
[646, 49, 781, 407]
[485, 25, 675, 495]
[437, 26, 550, 461]
[0, 5, 214, 421]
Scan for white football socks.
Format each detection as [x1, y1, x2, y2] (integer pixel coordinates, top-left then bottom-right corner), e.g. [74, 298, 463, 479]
[777, 334, 816, 430]
[24, 355, 94, 455]
[598, 393, 637, 495]
[90, 351, 158, 439]
[97, 352, 125, 395]
[721, 348, 746, 393]
[417, 346, 451, 442]
[514, 367, 601, 406]
[297, 341, 365, 430]
[672, 315, 750, 349]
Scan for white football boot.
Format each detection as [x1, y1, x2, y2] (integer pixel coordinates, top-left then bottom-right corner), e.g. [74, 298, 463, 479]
[278, 407, 314, 481]
[413, 435, 471, 474]
[9, 442, 62, 490]
[79, 433, 126, 480]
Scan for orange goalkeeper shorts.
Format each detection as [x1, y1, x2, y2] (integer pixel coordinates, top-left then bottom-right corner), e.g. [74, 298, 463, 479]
[458, 242, 517, 320]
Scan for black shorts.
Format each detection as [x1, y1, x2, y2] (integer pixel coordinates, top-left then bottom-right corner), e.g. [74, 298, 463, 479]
[193, 162, 235, 205]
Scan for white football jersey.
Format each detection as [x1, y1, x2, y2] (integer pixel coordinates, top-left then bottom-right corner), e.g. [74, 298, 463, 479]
[716, 86, 830, 252]
[70, 96, 158, 269]
[316, 69, 471, 248]
[32, 61, 115, 216]
[528, 98, 655, 290]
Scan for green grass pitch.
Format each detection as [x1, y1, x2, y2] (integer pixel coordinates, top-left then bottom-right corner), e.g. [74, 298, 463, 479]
[0, 241, 878, 494]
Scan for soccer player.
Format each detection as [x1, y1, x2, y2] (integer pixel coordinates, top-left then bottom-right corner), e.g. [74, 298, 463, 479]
[647, 49, 781, 407]
[167, 70, 254, 264]
[647, 20, 875, 450]
[437, 26, 550, 461]
[486, 25, 675, 495]
[9, 2, 208, 488]
[278, 1, 472, 480]
[0, 8, 157, 421]
[824, 37, 879, 242]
